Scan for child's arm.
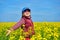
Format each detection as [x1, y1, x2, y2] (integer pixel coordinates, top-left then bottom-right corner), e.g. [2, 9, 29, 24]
[11, 18, 25, 30]
[6, 18, 25, 36]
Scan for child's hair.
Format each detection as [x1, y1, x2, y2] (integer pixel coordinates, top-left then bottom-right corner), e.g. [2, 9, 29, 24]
[22, 8, 31, 17]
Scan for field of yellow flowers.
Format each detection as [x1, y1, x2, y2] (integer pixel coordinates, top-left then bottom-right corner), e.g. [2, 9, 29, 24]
[0, 22, 60, 40]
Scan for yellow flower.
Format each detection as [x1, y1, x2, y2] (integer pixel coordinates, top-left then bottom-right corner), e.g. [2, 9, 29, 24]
[43, 38, 47, 40]
[54, 32, 59, 37]
[22, 24, 25, 27]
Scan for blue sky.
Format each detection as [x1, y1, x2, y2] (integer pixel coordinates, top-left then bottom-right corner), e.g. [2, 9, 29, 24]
[0, 0, 60, 22]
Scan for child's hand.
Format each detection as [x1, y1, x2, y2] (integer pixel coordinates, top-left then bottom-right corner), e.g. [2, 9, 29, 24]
[6, 30, 11, 36]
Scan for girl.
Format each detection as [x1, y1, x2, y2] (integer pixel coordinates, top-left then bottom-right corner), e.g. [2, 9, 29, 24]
[6, 8, 35, 40]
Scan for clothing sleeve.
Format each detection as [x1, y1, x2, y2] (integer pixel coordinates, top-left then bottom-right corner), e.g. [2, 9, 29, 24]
[11, 18, 25, 30]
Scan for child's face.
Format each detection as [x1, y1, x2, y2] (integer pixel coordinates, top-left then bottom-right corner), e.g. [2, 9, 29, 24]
[23, 11, 31, 16]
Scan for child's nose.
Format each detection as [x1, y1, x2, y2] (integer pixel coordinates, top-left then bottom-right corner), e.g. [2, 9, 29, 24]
[26, 12, 29, 14]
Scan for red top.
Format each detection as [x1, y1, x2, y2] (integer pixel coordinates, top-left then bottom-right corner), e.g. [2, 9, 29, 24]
[11, 16, 35, 36]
